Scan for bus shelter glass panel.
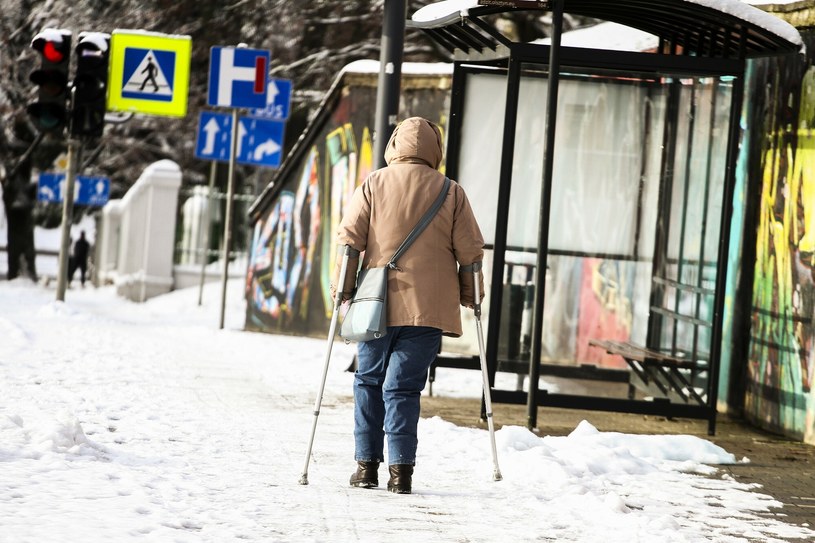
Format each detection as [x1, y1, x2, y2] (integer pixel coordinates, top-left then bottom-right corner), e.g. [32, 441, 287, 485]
[502, 65, 670, 375]
[442, 69, 508, 358]
[651, 77, 733, 372]
[457, 70, 508, 248]
[454, 62, 735, 402]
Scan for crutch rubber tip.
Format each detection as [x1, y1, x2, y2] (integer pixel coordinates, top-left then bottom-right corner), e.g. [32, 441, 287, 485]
[299, 475, 309, 485]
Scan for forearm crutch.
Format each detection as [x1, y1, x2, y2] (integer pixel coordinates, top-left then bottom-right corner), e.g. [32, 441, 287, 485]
[471, 261, 503, 482]
[299, 245, 358, 485]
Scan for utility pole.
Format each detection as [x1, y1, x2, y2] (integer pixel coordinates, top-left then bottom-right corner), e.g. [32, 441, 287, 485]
[373, 0, 407, 169]
[56, 138, 80, 301]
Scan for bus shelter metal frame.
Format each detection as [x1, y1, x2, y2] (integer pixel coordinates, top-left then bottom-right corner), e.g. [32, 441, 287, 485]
[410, 0, 801, 434]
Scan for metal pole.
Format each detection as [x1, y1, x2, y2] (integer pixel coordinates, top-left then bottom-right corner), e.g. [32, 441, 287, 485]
[707, 45, 747, 436]
[647, 80, 682, 348]
[373, 0, 406, 169]
[219, 109, 239, 329]
[672, 81, 698, 353]
[300, 245, 355, 485]
[527, 0, 564, 429]
[485, 56, 523, 419]
[198, 161, 217, 306]
[56, 138, 81, 302]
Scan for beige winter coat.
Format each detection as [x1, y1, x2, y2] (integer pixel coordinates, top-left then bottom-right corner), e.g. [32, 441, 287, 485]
[333, 117, 484, 338]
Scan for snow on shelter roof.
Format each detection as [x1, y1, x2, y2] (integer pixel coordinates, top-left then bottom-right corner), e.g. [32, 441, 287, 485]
[410, 0, 803, 58]
[538, 22, 660, 52]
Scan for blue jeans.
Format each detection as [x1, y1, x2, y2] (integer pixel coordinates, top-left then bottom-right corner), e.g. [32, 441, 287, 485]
[354, 326, 442, 466]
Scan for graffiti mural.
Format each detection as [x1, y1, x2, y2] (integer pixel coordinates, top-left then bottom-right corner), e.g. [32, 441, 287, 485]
[319, 124, 371, 316]
[246, 146, 322, 329]
[245, 71, 451, 336]
[744, 36, 815, 442]
[576, 258, 635, 368]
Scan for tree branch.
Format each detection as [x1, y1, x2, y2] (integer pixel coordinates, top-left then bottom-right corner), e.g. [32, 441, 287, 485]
[4, 132, 43, 185]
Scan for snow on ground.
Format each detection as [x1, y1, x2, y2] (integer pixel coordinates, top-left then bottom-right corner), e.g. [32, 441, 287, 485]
[1, 279, 814, 542]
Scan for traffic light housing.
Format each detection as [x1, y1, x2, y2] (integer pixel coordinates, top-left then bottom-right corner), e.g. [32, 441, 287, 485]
[27, 29, 72, 134]
[71, 32, 110, 139]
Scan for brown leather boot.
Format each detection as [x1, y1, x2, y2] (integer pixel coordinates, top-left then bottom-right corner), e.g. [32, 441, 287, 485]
[349, 461, 379, 488]
[387, 464, 413, 494]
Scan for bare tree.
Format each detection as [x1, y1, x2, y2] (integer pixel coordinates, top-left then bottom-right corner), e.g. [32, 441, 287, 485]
[0, 0, 564, 278]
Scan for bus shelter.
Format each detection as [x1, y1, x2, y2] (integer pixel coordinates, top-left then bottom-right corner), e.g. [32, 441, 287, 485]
[410, 0, 803, 434]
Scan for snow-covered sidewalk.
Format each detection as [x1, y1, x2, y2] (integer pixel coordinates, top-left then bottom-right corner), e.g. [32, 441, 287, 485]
[1, 279, 813, 542]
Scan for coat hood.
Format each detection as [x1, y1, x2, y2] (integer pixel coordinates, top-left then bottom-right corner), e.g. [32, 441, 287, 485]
[383, 117, 443, 169]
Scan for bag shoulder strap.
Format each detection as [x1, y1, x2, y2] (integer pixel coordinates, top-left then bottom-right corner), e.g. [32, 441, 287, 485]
[387, 176, 451, 269]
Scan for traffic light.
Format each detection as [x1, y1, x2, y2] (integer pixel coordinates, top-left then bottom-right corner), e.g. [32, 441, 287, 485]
[71, 32, 110, 139]
[27, 29, 72, 134]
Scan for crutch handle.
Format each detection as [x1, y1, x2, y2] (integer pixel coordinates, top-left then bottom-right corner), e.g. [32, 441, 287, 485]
[461, 261, 484, 317]
[471, 262, 483, 318]
[335, 245, 360, 304]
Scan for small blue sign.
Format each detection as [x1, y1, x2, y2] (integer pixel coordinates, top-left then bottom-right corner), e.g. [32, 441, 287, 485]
[237, 117, 285, 168]
[77, 175, 111, 206]
[252, 78, 292, 120]
[194, 111, 284, 168]
[37, 173, 62, 203]
[208, 46, 270, 109]
[37, 173, 110, 207]
[121, 48, 176, 102]
[195, 111, 233, 162]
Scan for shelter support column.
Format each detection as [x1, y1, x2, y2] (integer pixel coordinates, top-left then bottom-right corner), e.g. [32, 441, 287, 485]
[709, 53, 747, 435]
[484, 56, 522, 419]
[527, 0, 564, 430]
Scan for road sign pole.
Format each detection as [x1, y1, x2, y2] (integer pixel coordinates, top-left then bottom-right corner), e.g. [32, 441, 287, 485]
[218, 109, 239, 328]
[56, 137, 81, 301]
[198, 161, 216, 306]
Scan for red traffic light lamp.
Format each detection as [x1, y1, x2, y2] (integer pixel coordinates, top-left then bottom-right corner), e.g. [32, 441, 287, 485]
[27, 29, 72, 134]
[41, 40, 67, 63]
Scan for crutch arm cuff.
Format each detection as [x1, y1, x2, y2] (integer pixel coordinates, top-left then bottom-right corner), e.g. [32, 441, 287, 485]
[459, 261, 482, 273]
[458, 261, 485, 308]
[331, 247, 361, 302]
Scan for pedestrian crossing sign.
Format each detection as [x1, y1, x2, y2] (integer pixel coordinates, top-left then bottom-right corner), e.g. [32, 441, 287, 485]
[108, 30, 192, 117]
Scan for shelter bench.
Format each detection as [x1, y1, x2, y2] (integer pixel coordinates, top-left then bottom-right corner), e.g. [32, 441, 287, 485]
[588, 339, 706, 406]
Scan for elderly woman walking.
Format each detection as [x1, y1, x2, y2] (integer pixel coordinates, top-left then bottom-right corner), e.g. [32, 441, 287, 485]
[333, 117, 484, 494]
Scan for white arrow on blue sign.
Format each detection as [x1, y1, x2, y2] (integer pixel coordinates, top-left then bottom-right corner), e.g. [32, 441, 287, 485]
[195, 111, 285, 168]
[207, 46, 270, 109]
[252, 78, 292, 120]
[195, 111, 233, 162]
[37, 172, 111, 207]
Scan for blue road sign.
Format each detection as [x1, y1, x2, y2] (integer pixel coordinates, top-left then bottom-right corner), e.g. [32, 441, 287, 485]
[208, 46, 270, 109]
[238, 116, 285, 168]
[77, 175, 111, 206]
[37, 173, 110, 206]
[37, 173, 63, 204]
[195, 112, 284, 168]
[195, 111, 233, 162]
[121, 48, 176, 102]
[252, 78, 292, 120]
